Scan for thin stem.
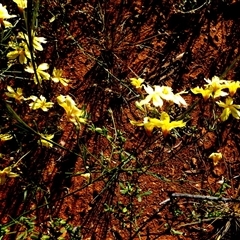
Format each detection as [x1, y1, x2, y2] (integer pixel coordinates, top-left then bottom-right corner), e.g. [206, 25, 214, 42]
[25, 0, 41, 85]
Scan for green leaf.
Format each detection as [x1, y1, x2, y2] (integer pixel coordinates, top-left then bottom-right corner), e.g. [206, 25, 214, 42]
[16, 232, 27, 240]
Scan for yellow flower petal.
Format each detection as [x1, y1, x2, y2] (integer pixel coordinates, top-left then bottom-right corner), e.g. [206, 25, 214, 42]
[0, 166, 19, 185]
[130, 77, 144, 89]
[13, 0, 27, 9]
[191, 87, 212, 100]
[159, 112, 186, 137]
[38, 63, 49, 71]
[220, 108, 230, 121]
[209, 152, 222, 166]
[0, 133, 12, 141]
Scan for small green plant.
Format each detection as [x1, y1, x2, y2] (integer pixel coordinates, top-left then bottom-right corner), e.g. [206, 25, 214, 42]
[47, 218, 82, 240]
[15, 216, 39, 240]
[119, 182, 152, 202]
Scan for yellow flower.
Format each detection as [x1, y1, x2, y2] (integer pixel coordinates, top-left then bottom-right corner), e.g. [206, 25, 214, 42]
[38, 134, 54, 148]
[216, 97, 240, 121]
[51, 68, 69, 86]
[7, 41, 31, 64]
[204, 76, 228, 98]
[13, 0, 27, 10]
[18, 31, 47, 51]
[5, 86, 25, 102]
[28, 95, 54, 111]
[0, 166, 19, 185]
[0, 4, 16, 28]
[158, 112, 186, 137]
[32, 35, 47, 51]
[209, 152, 222, 166]
[139, 85, 163, 107]
[25, 63, 50, 84]
[191, 87, 212, 101]
[0, 133, 12, 142]
[223, 81, 240, 97]
[130, 77, 144, 89]
[57, 95, 87, 126]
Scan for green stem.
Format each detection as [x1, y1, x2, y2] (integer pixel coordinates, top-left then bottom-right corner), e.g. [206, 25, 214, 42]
[221, 54, 240, 79]
[24, 0, 41, 85]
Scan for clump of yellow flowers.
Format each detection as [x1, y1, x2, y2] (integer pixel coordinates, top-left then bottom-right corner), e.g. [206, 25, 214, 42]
[191, 76, 240, 100]
[0, 0, 89, 190]
[191, 76, 240, 121]
[129, 75, 240, 136]
[130, 78, 187, 137]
